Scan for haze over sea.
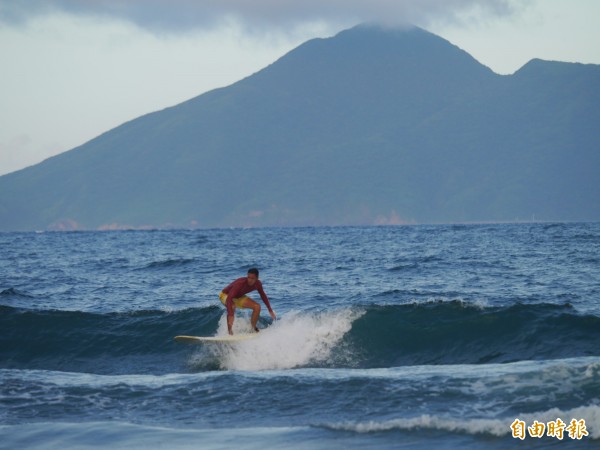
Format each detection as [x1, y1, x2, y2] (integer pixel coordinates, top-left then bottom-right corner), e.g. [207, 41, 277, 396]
[1, 223, 599, 449]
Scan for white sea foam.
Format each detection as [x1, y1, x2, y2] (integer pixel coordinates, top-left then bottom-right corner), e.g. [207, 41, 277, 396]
[327, 415, 509, 436]
[325, 405, 600, 439]
[0, 421, 313, 450]
[518, 405, 600, 439]
[209, 308, 363, 371]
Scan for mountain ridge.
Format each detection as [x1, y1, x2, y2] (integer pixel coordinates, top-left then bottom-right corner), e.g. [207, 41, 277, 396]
[1, 24, 598, 231]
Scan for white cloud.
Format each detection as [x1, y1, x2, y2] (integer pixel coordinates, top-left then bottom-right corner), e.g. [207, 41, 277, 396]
[0, 0, 522, 33]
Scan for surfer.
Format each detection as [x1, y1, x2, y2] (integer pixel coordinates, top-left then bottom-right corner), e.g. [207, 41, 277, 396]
[220, 268, 276, 335]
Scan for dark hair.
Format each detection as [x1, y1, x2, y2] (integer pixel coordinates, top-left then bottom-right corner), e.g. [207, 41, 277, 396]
[248, 268, 259, 277]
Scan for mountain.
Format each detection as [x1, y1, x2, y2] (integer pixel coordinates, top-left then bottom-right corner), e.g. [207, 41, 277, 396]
[1, 24, 599, 231]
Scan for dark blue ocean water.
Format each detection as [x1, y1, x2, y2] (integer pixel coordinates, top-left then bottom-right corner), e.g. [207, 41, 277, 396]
[1, 223, 599, 449]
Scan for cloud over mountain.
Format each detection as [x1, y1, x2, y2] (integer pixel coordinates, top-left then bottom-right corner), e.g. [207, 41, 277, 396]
[0, 0, 521, 33]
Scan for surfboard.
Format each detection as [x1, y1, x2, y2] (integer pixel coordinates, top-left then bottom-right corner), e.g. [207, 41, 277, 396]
[174, 334, 258, 344]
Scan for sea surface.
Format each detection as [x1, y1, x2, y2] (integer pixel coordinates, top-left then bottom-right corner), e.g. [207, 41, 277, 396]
[1, 223, 599, 449]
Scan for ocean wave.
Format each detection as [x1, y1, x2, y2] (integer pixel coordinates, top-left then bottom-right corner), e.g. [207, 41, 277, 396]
[0, 287, 34, 298]
[1, 302, 599, 374]
[323, 415, 509, 436]
[140, 258, 197, 270]
[0, 422, 315, 450]
[321, 404, 600, 439]
[3, 358, 598, 440]
[189, 309, 362, 371]
[0, 305, 225, 374]
[345, 301, 600, 367]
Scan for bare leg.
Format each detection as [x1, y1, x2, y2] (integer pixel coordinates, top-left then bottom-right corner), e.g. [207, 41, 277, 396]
[239, 297, 261, 331]
[227, 312, 235, 335]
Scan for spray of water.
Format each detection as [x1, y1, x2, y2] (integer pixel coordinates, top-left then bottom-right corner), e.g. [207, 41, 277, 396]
[193, 309, 363, 371]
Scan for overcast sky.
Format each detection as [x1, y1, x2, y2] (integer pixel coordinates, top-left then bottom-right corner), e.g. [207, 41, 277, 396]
[1, 0, 599, 176]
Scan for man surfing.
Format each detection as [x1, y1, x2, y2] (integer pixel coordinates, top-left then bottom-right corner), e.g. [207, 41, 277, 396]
[220, 268, 276, 335]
